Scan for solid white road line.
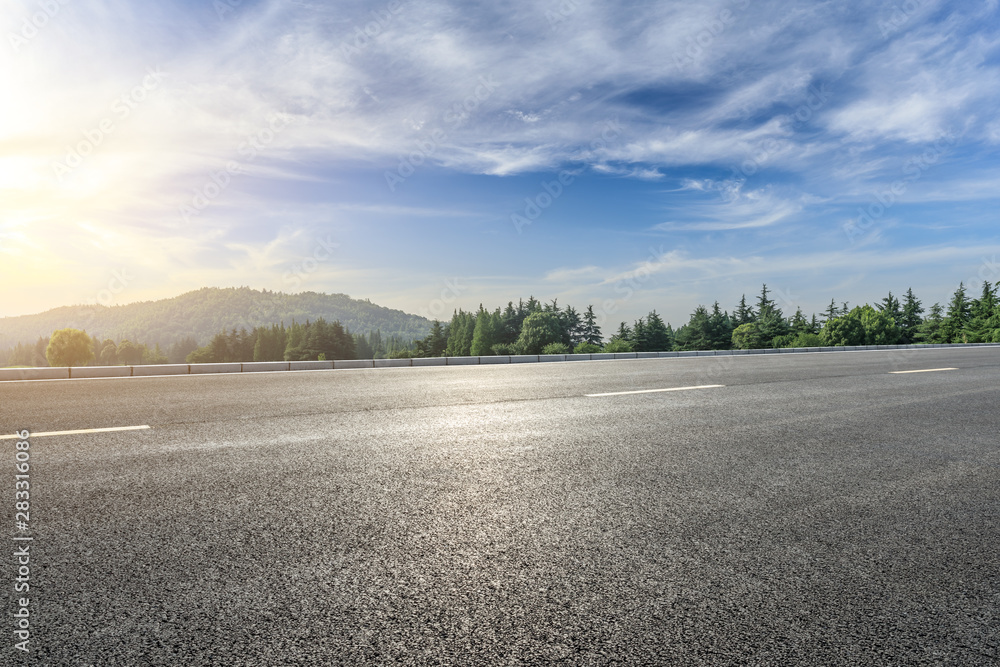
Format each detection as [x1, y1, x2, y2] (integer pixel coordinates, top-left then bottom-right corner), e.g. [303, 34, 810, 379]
[889, 368, 958, 374]
[586, 384, 725, 397]
[0, 425, 151, 440]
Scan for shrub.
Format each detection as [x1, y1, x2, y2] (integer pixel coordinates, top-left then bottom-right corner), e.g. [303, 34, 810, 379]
[603, 339, 634, 353]
[541, 342, 571, 355]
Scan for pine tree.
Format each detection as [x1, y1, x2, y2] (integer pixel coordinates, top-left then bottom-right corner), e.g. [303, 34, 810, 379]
[914, 303, 946, 343]
[708, 302, 733, 349]
[631, 318, 649, 352]
[878, 291, 902, 325]
[645, 311, 672, 351]
[733, 295, 755, 326]
[581, 305, 602, 345]
[942, 283, 972, 343]
[899, 288, 924, 344]
[822, 299, 838, 324]
[471, 307, 498, 356]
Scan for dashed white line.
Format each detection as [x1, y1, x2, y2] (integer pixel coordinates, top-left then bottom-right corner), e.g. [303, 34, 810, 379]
[889, 368, 958, 374]
[586, 384, 725, 397]
[0, 425, 151, 440]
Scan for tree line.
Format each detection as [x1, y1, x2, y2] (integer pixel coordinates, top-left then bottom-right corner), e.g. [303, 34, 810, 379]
[404, 281, 1000, 357]
[184, 320, 414, 363]
[6, 281, 999, 367]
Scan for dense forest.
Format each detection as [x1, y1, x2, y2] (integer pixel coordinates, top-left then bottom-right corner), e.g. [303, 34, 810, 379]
[395, 281, 999, 359]
[0, 287, 431, 350]
[183, 280, 1000, 363]
[4, 281, 998, 366]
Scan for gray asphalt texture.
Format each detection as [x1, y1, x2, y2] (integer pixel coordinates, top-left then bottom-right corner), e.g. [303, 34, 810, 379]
[3, 348, 999, 666]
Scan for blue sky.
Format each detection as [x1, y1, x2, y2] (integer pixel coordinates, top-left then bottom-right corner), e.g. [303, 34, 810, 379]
[2, 0, 999, 331]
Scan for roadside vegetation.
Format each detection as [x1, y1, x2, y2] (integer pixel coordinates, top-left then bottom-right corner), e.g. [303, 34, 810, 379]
[4, 281, 998, 367]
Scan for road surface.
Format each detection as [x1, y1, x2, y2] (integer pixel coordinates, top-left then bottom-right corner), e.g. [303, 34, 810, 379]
[3, 348, 998, 665]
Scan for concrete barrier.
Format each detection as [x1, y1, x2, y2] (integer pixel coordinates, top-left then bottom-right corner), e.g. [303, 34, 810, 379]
[412, 357, 447, 367]
[374, 359, 412, 368]
[190, 363, 242, 375]
[0, 367, 71, 381]
[133, 364, 189, 377]
[479, 356, 511, 364]
[289, 360, 334, 371]
[334, 359, 375, 369]
[242, 362, 290, 373]
[4, 342, 997, 382]
[70, 366, 131, 378]
[445, 356, 479, 366]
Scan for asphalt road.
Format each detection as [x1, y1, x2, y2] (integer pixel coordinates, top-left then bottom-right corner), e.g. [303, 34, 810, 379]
[3, 348, 999, 665]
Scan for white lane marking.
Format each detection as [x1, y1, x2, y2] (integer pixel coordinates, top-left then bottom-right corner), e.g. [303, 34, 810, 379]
[0, 425, 151, 440]
[889, 368, 958, 374]
[586, 384, 725, 397]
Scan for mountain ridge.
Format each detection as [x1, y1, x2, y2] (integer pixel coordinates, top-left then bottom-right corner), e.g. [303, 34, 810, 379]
[0, 287, 432, 349]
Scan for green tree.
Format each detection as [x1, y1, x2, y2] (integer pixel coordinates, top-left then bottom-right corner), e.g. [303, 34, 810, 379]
[580, 305, 603, 345]
[98, 341, 118, 366]
[731, 322, 764, 350]
[877, 292, 902, 325]
[914, 303, 946, 344]
[515, 312, 563, 354]
[707, 302, 733, 349]
[645, 311, 673, 351]
[471, 307, 499, 356]
[673, 306, 712, 350]
[541, 342, 571, 355]
[733, 295, 755, 327]
[117, 339, 144, 365]
[859, 305, 901, 344]
[45, 328, 95, 367]
[821, 309, 865, 346]
[573, 342, 602, 354]
[822, 298, 839, 325]
[630, 317, 649, 351]
[942, 283, 972, 343]
[899, 288, 923, 344]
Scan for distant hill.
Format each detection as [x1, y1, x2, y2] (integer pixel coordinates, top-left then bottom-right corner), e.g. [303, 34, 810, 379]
[0, 287, 432, 349]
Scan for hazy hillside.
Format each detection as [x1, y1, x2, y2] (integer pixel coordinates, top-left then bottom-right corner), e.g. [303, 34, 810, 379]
[0, 287, 432, 349]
